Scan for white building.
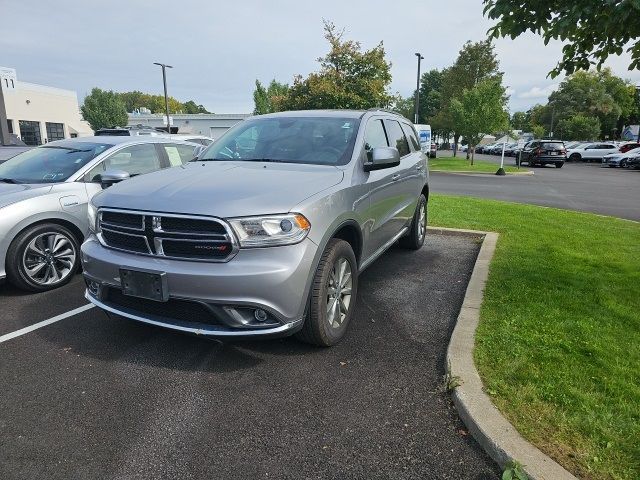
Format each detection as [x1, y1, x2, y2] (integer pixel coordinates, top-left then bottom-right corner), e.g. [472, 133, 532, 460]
[0, 67, 93, 145]
[128, 112, 250, 140]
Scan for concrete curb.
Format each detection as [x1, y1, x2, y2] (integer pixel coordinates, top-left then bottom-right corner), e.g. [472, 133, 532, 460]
[430, 226, 577, 480]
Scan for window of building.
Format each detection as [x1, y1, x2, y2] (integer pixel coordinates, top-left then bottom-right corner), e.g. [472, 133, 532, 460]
[46, 122, 65, 142]
[384, 120, 410, 157]
[19, 120, 42, 146]
[364, 119, 389, 161]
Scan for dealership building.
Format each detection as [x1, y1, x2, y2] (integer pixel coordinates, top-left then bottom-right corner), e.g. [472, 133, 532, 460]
[0, 66, 93, 146]
[127, 112, 250, 139]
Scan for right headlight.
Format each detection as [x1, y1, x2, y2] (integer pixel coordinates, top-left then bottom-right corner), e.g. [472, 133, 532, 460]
[228, 213, 311, 248]
[88, 203, 100, 234]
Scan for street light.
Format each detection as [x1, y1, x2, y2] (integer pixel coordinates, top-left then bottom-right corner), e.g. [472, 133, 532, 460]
[153, 62, 173, 133]
[636, 84, 640, 143]
[414, 53, 424, 124]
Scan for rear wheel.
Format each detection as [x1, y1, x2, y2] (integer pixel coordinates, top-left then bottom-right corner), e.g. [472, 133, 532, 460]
[569, 153, 581, 162]
[6, 223, 80, 292]
[297, 239, 358, 347]
[399, 194, 427, 250]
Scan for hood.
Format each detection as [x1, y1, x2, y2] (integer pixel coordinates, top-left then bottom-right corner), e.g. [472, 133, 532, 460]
[0, 183, 54, 209]
[93, 161, 345, 217]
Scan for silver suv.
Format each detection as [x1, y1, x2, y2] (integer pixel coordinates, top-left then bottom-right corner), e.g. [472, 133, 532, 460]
[82, 110, 429, 346]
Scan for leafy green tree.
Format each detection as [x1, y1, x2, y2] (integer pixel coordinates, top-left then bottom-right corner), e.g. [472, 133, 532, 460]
[531, 124, 545, 139]
[483, 0, 640, 77]
[391, 95, 414, 121]
[450, 79, 509, 163]
[556, 115, 601, 141]
[115, 91, 210, 114]
[439, 40, 503, 155]
[282, 21, 392, 110]
[183, 100, 210, 114]
[417, 69, 443, 123]
[81, 88, 128, 131]
[253, 79, 290, 114]
[510, 111, 529, 131]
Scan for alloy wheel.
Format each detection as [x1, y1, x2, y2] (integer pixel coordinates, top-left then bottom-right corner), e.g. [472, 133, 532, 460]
[326, 257, 353, 328]
[418, 202, 426, 241]
[22, 232, 76, 286]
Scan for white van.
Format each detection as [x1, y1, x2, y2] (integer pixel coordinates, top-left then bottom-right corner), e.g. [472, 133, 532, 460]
[414, 124, 435, 158]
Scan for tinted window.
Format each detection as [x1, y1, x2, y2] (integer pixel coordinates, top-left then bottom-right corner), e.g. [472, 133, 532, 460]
[384, 120, 410, 157]
[199, 117, 360, 166]
[0, 142, 112, 183]
[364, 119, 388, 161]
[164, 144, 197, 166]
[103, 143, 161, 176]
[541, 142, 564, 149]
[401, 123, 421, 151]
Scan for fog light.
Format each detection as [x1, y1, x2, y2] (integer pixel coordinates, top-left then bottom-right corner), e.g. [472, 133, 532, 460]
[85, 279, 100, 297]
[254, 309, 268, 322]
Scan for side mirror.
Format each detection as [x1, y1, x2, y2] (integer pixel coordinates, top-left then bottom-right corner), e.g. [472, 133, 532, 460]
[101, 169, 130, 189]
[192, 144, 206, 161]
[364, 147, 401, 172]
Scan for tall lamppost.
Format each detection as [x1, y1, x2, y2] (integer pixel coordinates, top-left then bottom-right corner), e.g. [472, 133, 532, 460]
[414, 53, 424, 124]
[636, 84, 640, 143]
[153, 62, 173, 133]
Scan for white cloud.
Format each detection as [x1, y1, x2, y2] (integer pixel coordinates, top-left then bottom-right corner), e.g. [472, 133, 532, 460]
[518, 84, 559, 100]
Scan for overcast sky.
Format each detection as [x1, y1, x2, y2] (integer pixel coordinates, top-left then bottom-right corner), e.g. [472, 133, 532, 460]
[3, 0, 639, 114]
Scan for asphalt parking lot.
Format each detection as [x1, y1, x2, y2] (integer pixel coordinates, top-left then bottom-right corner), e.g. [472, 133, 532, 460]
[0, 233, 500, 480]
[432, 152, 640, 221]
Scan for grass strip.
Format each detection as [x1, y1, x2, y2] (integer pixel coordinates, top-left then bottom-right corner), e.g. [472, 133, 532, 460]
[430, 194, 640, 480]
[430, 156, 525, 173]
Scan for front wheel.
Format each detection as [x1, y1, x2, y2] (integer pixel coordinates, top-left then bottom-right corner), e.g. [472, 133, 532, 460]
[6, 223, 80, 292]
[399, 194, 427, 250]
[297, 239, 358, 347]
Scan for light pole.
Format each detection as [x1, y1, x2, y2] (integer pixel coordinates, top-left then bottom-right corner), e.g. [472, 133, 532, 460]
[636, 84, 640, 143]
[0, 78, 10, 146]
[153, 62, 173, 133]
[414, 53, 424, 124]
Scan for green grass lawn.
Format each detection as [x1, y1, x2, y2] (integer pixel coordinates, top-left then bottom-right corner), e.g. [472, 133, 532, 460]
[430, 194, 640, 480]
[430, 156, 525, 173]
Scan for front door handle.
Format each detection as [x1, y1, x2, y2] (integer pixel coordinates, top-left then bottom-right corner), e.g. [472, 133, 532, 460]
[391, 174, 401, 181]
[416, 164, 424, 171]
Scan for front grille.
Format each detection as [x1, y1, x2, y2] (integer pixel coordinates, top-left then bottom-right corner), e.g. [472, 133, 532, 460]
[160, 216, 226, 235]
[101, 229, 149, 253]
[161, 239, 232, 259]
[98, 209, 236, 262]
[104, 287, 222, 326]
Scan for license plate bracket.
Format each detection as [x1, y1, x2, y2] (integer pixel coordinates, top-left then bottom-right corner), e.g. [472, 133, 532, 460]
[120, 268, 168, 302]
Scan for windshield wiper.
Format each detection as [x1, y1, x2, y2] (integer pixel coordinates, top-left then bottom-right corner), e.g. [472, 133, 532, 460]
[0, 178, 20, 184]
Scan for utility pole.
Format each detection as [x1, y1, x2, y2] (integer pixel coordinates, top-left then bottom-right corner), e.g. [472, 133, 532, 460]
[0, 79, 10, 146]
[414, 53, 424, 124]
[153, 62, 173, 134]
[636, 85, 640, 143]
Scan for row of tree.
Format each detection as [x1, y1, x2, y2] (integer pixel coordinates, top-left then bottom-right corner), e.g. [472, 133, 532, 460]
[81, 88, 210, 131]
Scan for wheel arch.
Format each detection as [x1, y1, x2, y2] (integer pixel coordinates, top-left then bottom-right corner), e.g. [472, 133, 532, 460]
[329, 220, 363, 266]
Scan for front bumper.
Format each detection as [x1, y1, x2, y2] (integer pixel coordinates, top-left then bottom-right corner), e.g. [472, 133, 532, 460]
[81, 235, 318, 337]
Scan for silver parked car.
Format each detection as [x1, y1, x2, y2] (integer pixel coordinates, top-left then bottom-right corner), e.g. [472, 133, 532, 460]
[82, 110, 429, 346]
[0, 136, 200, 291]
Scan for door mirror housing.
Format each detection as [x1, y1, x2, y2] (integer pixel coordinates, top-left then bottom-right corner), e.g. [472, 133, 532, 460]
[100, 169, 130, 189]
[364, 147, 401, 172]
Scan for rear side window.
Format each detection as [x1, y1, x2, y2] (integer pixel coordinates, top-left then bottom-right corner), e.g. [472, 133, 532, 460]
[400, 123, 421, 151]
[103, 143, 161, 176]
[364, 119, 389, 161]
[384, 120, 410, 157]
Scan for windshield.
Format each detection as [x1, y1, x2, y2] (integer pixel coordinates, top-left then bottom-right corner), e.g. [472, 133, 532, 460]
[0, 142, 112, 184]
[198, 116, 361, 166]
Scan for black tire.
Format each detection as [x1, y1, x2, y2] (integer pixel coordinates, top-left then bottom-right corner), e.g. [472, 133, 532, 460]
[296, 239, 358, 347]
[555, 162, 564, 168]
[399, 194, 427, 250]
[621, 160, 627, 168]
[6, 223, 81, 292]
[569, 153, 580, 162]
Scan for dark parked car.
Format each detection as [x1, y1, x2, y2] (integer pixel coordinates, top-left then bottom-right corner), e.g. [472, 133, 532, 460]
[517, 140, 566, 168]
[627, 153, 640, 169]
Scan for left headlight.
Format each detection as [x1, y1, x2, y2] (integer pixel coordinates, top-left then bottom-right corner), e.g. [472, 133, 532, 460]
[228, 213, 311, 248]
[88, 203, 99, 234]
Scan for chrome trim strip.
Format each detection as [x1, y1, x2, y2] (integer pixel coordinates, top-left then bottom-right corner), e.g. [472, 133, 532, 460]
[86, 291, 303, 337]
[359, 226, 409, 272]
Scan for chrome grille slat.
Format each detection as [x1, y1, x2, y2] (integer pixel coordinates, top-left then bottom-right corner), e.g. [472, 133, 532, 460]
[97, 209, 238, 263]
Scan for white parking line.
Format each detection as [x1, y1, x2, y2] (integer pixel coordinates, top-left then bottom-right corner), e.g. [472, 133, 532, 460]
[0, 304, 95, 344]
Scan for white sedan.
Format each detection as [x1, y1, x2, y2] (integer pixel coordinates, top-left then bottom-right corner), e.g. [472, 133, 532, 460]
[566, 142, 619, 162]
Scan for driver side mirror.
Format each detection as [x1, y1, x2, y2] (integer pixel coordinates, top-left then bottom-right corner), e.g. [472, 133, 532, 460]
[100, 169, 130, 189]
[364, 147, 401, 172]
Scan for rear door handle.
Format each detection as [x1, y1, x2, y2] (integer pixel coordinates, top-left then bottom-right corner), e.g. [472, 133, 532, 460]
[391, 174, 401, 181]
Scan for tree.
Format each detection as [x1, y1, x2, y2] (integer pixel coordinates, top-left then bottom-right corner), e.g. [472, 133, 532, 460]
[115, 91, 210, 114]
[81, 88, 128, 131]
[511, 111, 529, 131]
[556, 115, 601, 141]
[450, 79, 509, 164]
[391, 95, 414, 121]
[183, 100, 209, 114]
[253, 79, 290, 115]
[417, 69, 443, 123]
[531, 124, 546, 139]
[439, 40, 503, 155]
[282, 21, 393, 110]
[483, 0, 640, 77]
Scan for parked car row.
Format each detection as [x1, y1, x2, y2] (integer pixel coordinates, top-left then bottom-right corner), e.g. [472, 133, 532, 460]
[1, 110, 431, 347]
